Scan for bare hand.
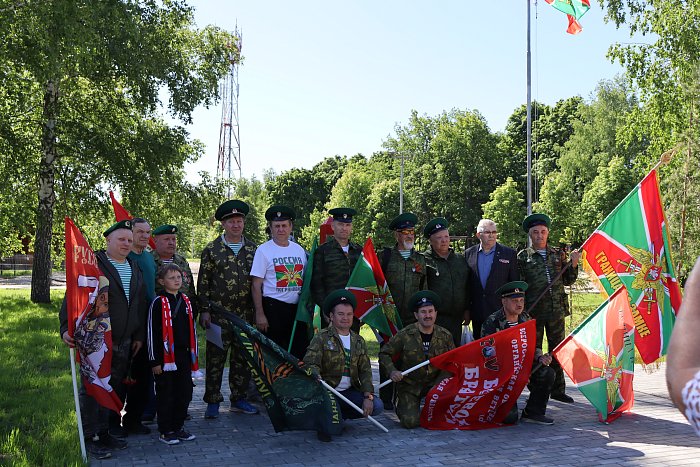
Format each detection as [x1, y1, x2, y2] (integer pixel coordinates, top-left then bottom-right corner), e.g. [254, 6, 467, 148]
[62, 331, 75, 348]
[200, 311, 211, 329]
[539, 354, 553, 366]
[131, 340, 143, 355]
[152, 365, 162, 375]
[256, 312, 269, 333]
[390, 370, 403, 382]
[362, 398, 374, 417]
[570, 249, 581, 268]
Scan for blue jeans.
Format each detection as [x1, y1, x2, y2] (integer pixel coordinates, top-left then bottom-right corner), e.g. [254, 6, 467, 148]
[335, 387, 383, 420]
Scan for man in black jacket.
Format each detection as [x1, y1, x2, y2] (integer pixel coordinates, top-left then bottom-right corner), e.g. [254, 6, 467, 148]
[464, 219, 518, 339]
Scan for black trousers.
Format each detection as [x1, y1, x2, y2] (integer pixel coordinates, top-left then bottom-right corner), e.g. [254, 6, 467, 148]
[154, 351, 193, 434]
[262, 297, 309, 359]
[122, 346, 151, 427]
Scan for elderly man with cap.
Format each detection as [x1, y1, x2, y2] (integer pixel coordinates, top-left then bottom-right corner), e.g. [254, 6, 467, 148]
[151, 224, 197, 314]
[464, 218, 519, 340]
[422, 217, 469, 347]
[302, 289, 383, 442]
[59, 220, 148, 457]
[481, 281, 556, 424]
[251, 205, 309, 359]
[518, 213, 580, 404]
[311, 208, 363, 330]
[198, 200, 260, 419]
[378, 291, 454, 428]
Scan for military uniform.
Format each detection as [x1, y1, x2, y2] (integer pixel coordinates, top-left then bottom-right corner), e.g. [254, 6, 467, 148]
[383, 248, 427, 326]
[425, 247, 469, 346]
[152, 250, 197, 315]
[311, 237, 362, 315]
[197, 235, 257, 404]
[378, 323, 454, 428]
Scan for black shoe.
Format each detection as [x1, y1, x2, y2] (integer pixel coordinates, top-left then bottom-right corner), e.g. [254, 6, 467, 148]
[98, 432, 128, 450]
[316, 431, 332, 442]
[521, 410, 554, 425]
[184, 412, 192, 421]
[141, 413, 156, 424]
[108, 425, 128, 439]
[551, 392, 574, 404]
[126, 422, 151, 435]
[86, 439, 111, 459]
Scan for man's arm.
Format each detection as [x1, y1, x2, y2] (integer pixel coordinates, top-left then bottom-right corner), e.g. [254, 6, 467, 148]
[251, 276, 268, 332]
[506, 246, 519, 282]
[300, 334, 323, 376]
[378, 334, 402, 381]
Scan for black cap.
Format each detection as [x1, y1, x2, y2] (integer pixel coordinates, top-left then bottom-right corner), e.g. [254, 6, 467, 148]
[410, 290, 440, 311]
[103, 220, 132, 237]
[389, 212, 418, 231]
[522, 213, 551, 233]
[496, 281, 529, 298]
[215, 200, 249, 221]
[328, 207, 356, 224]
[265, 205, 296, 222]
[423, 217, 449, 238]
[323, 289, 357, 315]
[153, 224, 177, 236]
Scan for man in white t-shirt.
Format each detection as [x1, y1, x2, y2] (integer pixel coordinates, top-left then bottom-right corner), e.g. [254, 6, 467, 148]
[251, 205, 308, 358]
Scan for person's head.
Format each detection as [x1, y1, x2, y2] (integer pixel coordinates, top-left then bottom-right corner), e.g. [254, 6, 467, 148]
[424, 218, 450, 257]
[476, 219, 498, 251]
[157, 263, 183, 294]
[329, 207, 356, 244]
[323, 289, 357, 335]
[153, 224, 178, 258]
[265, 205, 296, 245]
[216, 200, 249, 240]
[523, 213, 551, 250]
[410, 290, 440, 333]
[390, 213, 418, 250]
[131, 218, 151, 252]
[497, 281, 528, 319]
[93, 277, 110, 316]
[104, 220, 133, 260]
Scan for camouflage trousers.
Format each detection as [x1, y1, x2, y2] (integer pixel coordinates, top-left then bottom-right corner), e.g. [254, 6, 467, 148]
[395, 383, 431, 429]
[534, 316, 566, 395]
[203, 323, 251, 404]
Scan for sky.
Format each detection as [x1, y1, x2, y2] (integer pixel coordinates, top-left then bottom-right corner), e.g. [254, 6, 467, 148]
[179, 1, 637, 183]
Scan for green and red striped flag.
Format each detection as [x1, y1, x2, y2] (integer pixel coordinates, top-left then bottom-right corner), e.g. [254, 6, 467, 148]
[580, 169, 682, 364]
[345, 238, 397, 337]
[553, 286, 635, 423]
[545, 0, 591, 34]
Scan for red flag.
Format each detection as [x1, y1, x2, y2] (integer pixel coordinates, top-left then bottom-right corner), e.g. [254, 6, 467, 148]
[65, 217, 123, 413]
[109, 190, 156, 249]
[319, 216, 334, 244]
[420, 321, 536, 430]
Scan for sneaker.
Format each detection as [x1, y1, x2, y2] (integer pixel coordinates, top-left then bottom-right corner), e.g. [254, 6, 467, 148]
[126, 422, 151, 435]
[174, 429, 196, 441]
[230, 399, 259, 414]
[521, 410, 554, 425]
[158, 432, 180, 445]
[551, 392, 575, 403]
[204, 403, 220, 419]
[86, 439, 111, 459]
[98, 432, 128, 450]
[108, 425, 128, 439]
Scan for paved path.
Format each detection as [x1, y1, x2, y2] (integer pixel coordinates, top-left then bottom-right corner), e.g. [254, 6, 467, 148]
[93, 363, 700, 466]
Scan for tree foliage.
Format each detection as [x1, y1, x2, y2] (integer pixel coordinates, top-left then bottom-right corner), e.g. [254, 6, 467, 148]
[481, 177, 527, 250]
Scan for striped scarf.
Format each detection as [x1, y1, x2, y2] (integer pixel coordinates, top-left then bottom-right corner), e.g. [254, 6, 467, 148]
[160, 294, 202, 378]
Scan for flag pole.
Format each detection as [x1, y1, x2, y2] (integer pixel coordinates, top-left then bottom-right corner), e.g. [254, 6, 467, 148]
[320, 380, 389, 433]
[287, 320, 298, 353]
[526, 0, 533, 215]
[377, 360, 431, 389]
[69, 348, 87, 462]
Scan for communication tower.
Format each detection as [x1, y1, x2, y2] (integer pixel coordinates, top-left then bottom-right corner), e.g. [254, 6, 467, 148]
[217, 26, 242, 192]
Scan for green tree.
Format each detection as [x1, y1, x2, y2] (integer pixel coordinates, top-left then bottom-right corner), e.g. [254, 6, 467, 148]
[481, 177, 527, 249]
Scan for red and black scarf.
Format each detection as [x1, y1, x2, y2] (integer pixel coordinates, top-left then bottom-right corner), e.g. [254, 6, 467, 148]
[160, 294, 202, 377]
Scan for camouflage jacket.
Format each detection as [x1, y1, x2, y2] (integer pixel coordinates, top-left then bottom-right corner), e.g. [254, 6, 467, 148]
[424, 247, 469, 337]
[382, 247, 427, 327]
[378, 323, 455, 394]
[152, 250, 197, 308]
[517, 246, 577, 321]
[197, 235, 257, 323]
[481, 308, 543, 361]
[302, 325, 373, 393]
[310, 237, 362, 308]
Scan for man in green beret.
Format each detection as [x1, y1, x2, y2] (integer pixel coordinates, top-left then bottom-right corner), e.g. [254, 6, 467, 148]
[198, 199, 260, 419]
[251, 205, 309, 359]
[59, 219, 148, 455]
[151, 224, 197, 315]
[311, 207, 362, 330]
[517, 213, 580, 404]
[302, 289, 383, 442]
[378, 290, 454, 428]
[481, 281, 556, 425]
[422, 217, 469, 347]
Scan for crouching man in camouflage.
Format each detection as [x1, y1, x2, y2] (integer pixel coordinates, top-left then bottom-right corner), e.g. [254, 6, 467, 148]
[379, 291, 454, 428]
[302, 289, 383, 442]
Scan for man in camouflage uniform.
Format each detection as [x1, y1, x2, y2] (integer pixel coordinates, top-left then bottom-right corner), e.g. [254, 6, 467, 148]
[151, 224, 197, 316]
[379, 290, 454, 428]
[481, 281, 556, 425]
[302, 289, 383, 442]
[423, 217, 469, 347]
[518, 213, 580, 404]
[198, 200, 259, 419]
[310, 207, 362, 330]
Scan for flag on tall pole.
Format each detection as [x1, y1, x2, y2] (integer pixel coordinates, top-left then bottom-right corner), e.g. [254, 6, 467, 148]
[553, 286, 635, 423]
[65, 217, 122, 413]
[109, 190, 156, 249]
[289, 236, 319, 350]
[580, 169, 682, 364]
[544, 0, 591, 34]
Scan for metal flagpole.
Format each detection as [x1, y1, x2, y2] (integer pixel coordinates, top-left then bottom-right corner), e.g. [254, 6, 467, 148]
[526, 0, 533, 215]
[377, 360, 431, 389]
[319, 380, 389, 433]
[69, 348, 87, 462]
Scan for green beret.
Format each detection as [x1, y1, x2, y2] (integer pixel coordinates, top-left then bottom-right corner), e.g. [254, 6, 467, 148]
[323, 289, 357, 315]
[389, 212, 418, 231]
[410, 290, 440, 311]
[153, 224, 178, 236]
[496, 281, 529, 298]
[522, 213, 551, 233]
[423, 217, 449, 238]
[216, 199, 249, 220]
[265, 205, 296, 222]
[328, 207, 356, 223]
[103, 219, 132, 237]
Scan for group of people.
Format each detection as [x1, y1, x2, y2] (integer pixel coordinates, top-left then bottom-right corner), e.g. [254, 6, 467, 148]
[59, 198, 582, 458]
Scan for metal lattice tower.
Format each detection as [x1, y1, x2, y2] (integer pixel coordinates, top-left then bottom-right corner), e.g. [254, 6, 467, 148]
[217, 26, 242, 192]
